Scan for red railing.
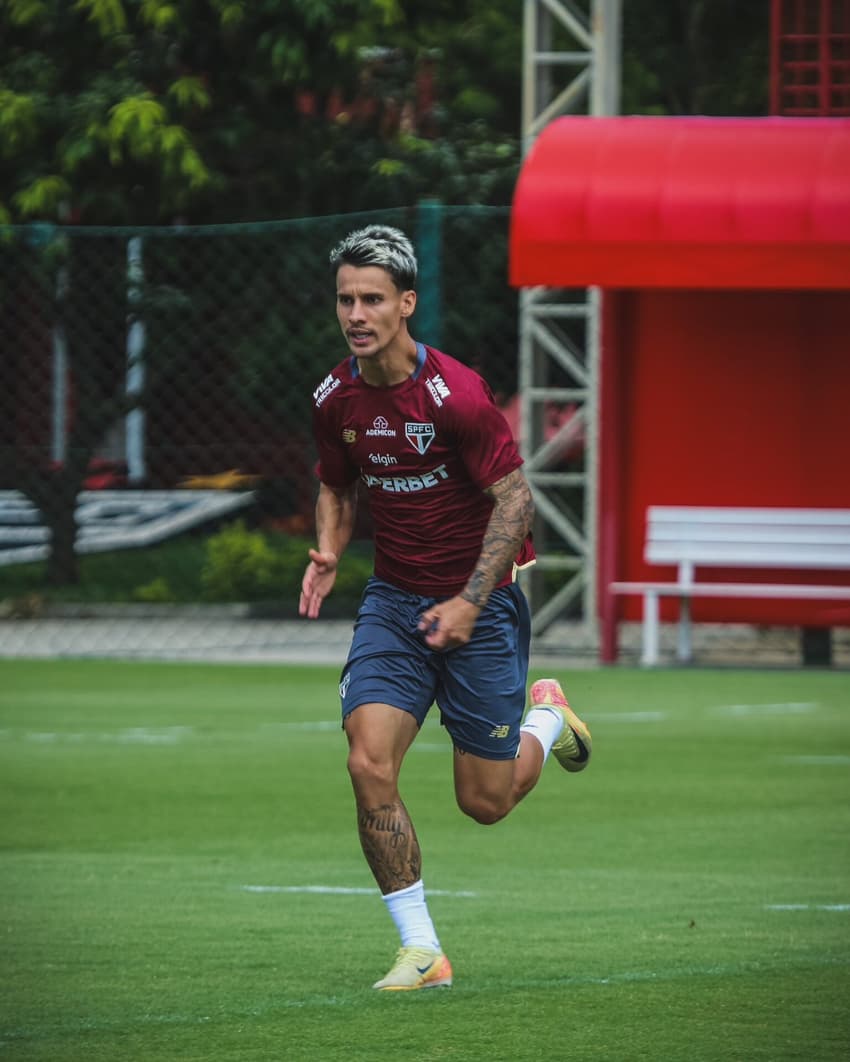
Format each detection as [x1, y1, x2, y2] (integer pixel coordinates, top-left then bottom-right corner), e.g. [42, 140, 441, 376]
[770, 0, 850, 115]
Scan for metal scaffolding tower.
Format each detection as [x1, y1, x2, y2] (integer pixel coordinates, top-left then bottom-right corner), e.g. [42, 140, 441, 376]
[519, 0, 622, 637]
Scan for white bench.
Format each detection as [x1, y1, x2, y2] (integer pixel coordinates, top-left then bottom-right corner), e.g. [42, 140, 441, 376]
[610, 506, 850, 666]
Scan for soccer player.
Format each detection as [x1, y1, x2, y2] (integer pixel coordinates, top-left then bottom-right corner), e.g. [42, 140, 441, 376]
[299, 225, 592, 990]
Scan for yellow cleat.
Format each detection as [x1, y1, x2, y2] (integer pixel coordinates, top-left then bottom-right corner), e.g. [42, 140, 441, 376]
[373, 946, 453, 991]
[529, 678, 592, 773]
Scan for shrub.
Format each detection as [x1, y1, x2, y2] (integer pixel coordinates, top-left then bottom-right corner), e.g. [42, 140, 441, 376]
[133, 576, 177, 603]
[200, 520, 277, 602]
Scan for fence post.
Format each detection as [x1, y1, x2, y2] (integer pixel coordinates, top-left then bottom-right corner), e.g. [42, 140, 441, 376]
[415, 198, 443, 349]
[51, 265, 69, 465]
[126, 236, 146, 483]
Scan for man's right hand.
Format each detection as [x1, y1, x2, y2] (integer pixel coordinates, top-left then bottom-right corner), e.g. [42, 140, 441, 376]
[299, 549, 339, 619]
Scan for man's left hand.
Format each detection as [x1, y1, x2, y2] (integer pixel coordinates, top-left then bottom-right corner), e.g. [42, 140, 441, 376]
[418, 596, 482, 650]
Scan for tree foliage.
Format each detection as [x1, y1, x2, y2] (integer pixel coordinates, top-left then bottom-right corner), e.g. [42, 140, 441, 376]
[0, 0, 526, 226]
[622, 0, 769, 117]
[0, 0, 772, 227]
[0, 1, 772, 585]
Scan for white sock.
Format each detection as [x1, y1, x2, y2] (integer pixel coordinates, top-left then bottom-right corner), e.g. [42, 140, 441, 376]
[520, 707, 563, 760]
[382, 879, 441, 950]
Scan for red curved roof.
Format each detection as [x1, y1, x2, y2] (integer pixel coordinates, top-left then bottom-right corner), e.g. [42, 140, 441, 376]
[509, 116, 850, 289]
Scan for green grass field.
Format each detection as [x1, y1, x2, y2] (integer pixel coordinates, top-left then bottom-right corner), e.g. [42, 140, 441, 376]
[1, 660, 849, 1061]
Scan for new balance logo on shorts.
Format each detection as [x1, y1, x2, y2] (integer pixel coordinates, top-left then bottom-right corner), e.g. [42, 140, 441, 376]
[488, 724, 510, 739]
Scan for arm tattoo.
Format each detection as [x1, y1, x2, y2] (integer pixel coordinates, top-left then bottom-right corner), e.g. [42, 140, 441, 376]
[460, 468, 535, 609]
[357, 801, 422, 894]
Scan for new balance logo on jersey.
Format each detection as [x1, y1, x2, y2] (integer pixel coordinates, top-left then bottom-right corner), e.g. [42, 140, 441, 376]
[405, 422, 435, 455]
[426, 374, 451, 407]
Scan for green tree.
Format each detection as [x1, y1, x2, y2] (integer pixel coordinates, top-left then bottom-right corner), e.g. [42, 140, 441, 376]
[622, 0, 769, 116]
[0, 0, 772, 585]
[0, 0, 525, 584]
[0, 0, 773, 227]
[0, 0, 525, 227]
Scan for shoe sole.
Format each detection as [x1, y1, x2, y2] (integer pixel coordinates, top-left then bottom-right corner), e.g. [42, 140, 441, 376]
[555, 704, 591, 772]
[374, 957, 454, 991]
[377, 976, 453, 991]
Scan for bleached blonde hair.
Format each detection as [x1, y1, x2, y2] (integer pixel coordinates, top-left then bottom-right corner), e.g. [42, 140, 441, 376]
[329, 225, 417, 291]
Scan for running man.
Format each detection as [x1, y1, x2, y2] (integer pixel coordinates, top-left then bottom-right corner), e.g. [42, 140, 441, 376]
[299, 225, 591, 990]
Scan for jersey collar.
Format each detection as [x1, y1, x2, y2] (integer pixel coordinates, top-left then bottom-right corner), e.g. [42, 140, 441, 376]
[349, 342, 427, 381]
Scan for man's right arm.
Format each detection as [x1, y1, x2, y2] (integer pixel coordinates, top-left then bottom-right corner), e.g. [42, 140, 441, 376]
[298, 481, 358, 619]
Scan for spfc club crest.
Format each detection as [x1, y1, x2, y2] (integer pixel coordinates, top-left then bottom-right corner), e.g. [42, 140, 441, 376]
[405, 422, 435, 455]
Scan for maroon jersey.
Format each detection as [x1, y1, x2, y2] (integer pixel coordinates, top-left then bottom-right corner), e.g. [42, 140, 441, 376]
[311, 343, 535, 598]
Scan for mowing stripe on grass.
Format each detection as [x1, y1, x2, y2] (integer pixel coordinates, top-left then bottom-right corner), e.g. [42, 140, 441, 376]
[3, 952, 849, 1043]
[781, 755, 850, 765]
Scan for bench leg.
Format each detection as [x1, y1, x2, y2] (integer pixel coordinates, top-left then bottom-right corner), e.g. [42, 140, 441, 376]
[600, 594, 619, 664]
[677, 596, 693, 663]
[642, 591, 660, 666]
[801, 627, 832, 666]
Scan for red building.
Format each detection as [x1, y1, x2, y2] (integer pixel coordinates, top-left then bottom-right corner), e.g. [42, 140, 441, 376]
[510, 115, 850, 659]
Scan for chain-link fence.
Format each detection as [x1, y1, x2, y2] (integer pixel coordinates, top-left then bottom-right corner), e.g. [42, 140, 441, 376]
[0, 204, 520, 643]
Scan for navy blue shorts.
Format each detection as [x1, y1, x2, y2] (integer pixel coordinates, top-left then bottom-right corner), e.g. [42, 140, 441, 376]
[339, 576, 531, 760]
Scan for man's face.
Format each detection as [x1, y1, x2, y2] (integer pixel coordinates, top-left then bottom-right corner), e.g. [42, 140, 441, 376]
[336, 264, 416, 359]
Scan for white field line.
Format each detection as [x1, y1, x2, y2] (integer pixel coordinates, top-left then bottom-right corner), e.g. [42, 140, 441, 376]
[584, 711, 666, 723]
[240, 884, 478, 898]
[765, 903, 850, 911]
[712, 702, 818, 716]
[11, 727, 194, 745]
[240, 885, 850, 910]
[262, 721, 339, 732]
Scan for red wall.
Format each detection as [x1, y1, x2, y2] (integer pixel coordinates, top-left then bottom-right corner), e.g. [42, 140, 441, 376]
[608, 289, 850, 626]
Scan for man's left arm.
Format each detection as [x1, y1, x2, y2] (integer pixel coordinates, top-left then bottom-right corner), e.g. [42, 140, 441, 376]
[418, 467, 534, 649]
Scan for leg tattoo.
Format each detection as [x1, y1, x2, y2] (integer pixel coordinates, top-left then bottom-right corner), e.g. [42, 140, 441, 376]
[357, 800, 421, 894]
